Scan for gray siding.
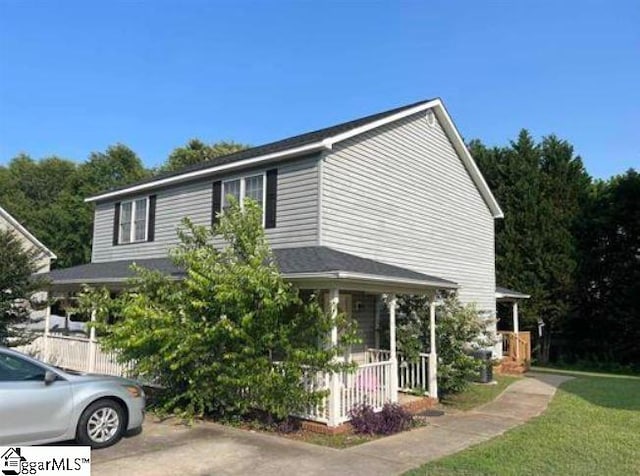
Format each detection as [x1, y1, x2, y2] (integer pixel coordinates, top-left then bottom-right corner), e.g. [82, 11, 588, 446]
[92, 155, 320, 262]
[321, 112, 496, 314]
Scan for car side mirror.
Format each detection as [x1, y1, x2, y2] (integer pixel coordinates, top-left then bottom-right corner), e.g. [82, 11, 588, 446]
[44, 370, 57, 385]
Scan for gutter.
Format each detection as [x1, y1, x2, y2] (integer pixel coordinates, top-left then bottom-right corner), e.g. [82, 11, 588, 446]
[85, 141, 330, 203]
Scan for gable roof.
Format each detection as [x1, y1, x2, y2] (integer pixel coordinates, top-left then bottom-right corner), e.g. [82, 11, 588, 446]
[0, 205, 57, 260]
[85, 98, 503, 218]
[44, 246, 457, 290]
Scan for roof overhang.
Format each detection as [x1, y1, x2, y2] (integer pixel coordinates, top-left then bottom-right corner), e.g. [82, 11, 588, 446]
[496, 286, 531, 301]
[284, 271, 459, 294]
[83, 99, 504, 218]
[85, 141, 329, 203]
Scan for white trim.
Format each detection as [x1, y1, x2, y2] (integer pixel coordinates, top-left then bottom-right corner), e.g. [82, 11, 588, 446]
[85, 142, 328, 203]
[83, 99, 503, 219]
[321, 100, 441, 148]
[433, 101, 504, 218]
[118, 197, 149, 244]
[283, 271, 458, 289]
[0, 205, 57, 259]
[221, 172, 266, 226]
[496, 291, 531, 300]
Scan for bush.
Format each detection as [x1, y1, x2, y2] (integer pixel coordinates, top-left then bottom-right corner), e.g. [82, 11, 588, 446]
[349, 403, 413, 435]
[397, 294, 495, 395]
[89, 197, 359, 421]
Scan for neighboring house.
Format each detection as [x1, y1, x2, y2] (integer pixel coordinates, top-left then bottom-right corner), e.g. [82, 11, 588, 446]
[0, 205, 56, 274]
[0, 205, 57, 323]
[43, 98, 529, 427]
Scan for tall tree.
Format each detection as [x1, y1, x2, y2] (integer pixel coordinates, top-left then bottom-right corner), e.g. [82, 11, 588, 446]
[0, 229, 48, 346]
[0, 145, 149, 268]
[472, 130, 590, 362]
[160, 139, 249, 173]
[569, 169, 640, 364]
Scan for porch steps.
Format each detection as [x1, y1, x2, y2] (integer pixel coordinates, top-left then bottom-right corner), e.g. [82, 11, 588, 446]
[496, 358, 529, 375]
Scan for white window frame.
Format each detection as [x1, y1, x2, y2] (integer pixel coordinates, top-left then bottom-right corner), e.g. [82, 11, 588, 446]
[221, 172, 266, 226]
[119, 197, 150, 244]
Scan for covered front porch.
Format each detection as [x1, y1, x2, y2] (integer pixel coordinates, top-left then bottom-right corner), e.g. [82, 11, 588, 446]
[35, 246, 458, 428]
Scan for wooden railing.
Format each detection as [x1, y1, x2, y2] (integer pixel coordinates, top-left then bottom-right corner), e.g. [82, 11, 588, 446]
[500, 331, 531, 363]
[15, 334, 133, 377]
[365, 348, 429, 394]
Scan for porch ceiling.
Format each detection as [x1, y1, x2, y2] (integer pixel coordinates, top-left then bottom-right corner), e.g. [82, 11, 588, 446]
[42, 246, 457, 294]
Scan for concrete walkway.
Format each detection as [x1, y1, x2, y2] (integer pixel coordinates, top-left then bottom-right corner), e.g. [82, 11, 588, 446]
[92, 373, 572, 476]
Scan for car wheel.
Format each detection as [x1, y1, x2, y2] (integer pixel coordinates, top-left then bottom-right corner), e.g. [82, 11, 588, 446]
[76, 399, 126, 449]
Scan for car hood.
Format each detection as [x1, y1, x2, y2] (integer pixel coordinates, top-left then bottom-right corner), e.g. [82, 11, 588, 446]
[61, 370, 140, 387]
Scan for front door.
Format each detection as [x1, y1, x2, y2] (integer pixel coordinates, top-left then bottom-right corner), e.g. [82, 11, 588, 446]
[0, 352, 73, 444]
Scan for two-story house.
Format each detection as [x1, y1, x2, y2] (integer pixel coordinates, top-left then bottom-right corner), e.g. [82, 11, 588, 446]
[44, 98, 529, 427]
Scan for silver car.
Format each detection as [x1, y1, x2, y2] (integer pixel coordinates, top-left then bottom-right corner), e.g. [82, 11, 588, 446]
[0, 346, 145, 448]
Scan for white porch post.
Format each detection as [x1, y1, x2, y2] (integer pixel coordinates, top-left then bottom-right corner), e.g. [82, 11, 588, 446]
[327, 288, 341, 427]
[513, 301, 520, 361]
[42, 303, 51, 363]
[88, 308, 97, 373]
[388, 294, 399, 403]
[428, 297, 438, 400]
[374, 296, 381, 350]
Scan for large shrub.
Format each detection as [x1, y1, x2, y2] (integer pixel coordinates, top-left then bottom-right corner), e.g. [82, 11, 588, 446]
[95, 198, 358, 420]
[397, 294, 495, 395]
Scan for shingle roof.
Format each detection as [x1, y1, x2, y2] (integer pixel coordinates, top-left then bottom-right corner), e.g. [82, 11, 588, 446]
[274, 246, 456, 287]
[89, 99, 433, 198]
[45, 246, 456, 289]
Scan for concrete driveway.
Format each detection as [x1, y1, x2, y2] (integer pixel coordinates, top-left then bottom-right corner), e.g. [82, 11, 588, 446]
[92, 373, 571, 476]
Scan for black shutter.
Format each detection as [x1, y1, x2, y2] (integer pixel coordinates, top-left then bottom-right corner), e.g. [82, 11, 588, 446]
[147, 195, 157, 242]
[265, 169, 278, 229]
[212, 181, 222, 225]
[113, 202, 121, 246]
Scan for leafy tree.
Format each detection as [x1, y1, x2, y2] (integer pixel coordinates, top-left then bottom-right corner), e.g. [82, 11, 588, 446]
[396, 294, 494, 395]
[160, 139, 249, 173]
[471, 131, 590, 363]
[0, 229, 48, 346]
[0, 145, 149, 268]
[96, 197, 358, 420]
[568, 169, 640, 365]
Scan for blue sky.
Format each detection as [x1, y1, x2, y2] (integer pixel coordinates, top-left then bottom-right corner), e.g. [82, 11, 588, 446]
[0, 1, 638, 179]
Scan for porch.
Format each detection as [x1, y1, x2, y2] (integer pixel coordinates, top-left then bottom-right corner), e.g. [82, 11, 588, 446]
[38, 247, 459, 427]
[496, 286, 532, 373]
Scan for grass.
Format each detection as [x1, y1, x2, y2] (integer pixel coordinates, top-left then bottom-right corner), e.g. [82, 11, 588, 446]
[284, 430, 376, 448]
[439, 375, 521, 411]
[405, 374, 640, 475]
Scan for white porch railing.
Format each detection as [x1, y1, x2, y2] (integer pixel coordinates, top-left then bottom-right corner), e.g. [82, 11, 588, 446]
[299, 359, 394, 425]
[366, 348, 430, 394]
[15, 334, 132, 377]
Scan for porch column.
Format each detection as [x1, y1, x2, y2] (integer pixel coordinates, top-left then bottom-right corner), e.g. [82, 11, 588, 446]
[428, 297, 438, 399]
[388, 294, 399, 403]
[327, 288, 342, 427]
[513, 301, 520, 361]
[87, 308, 97, 373]
[42, 303, 51, 363]
[374, 296, 381, 350]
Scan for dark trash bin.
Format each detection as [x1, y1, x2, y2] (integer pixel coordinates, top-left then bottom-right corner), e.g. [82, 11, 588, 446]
[472, 349, 493, 383]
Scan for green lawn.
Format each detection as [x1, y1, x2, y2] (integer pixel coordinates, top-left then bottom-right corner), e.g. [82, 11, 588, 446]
[440, 375, 521, 411]
[406, 374, 640, 475]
